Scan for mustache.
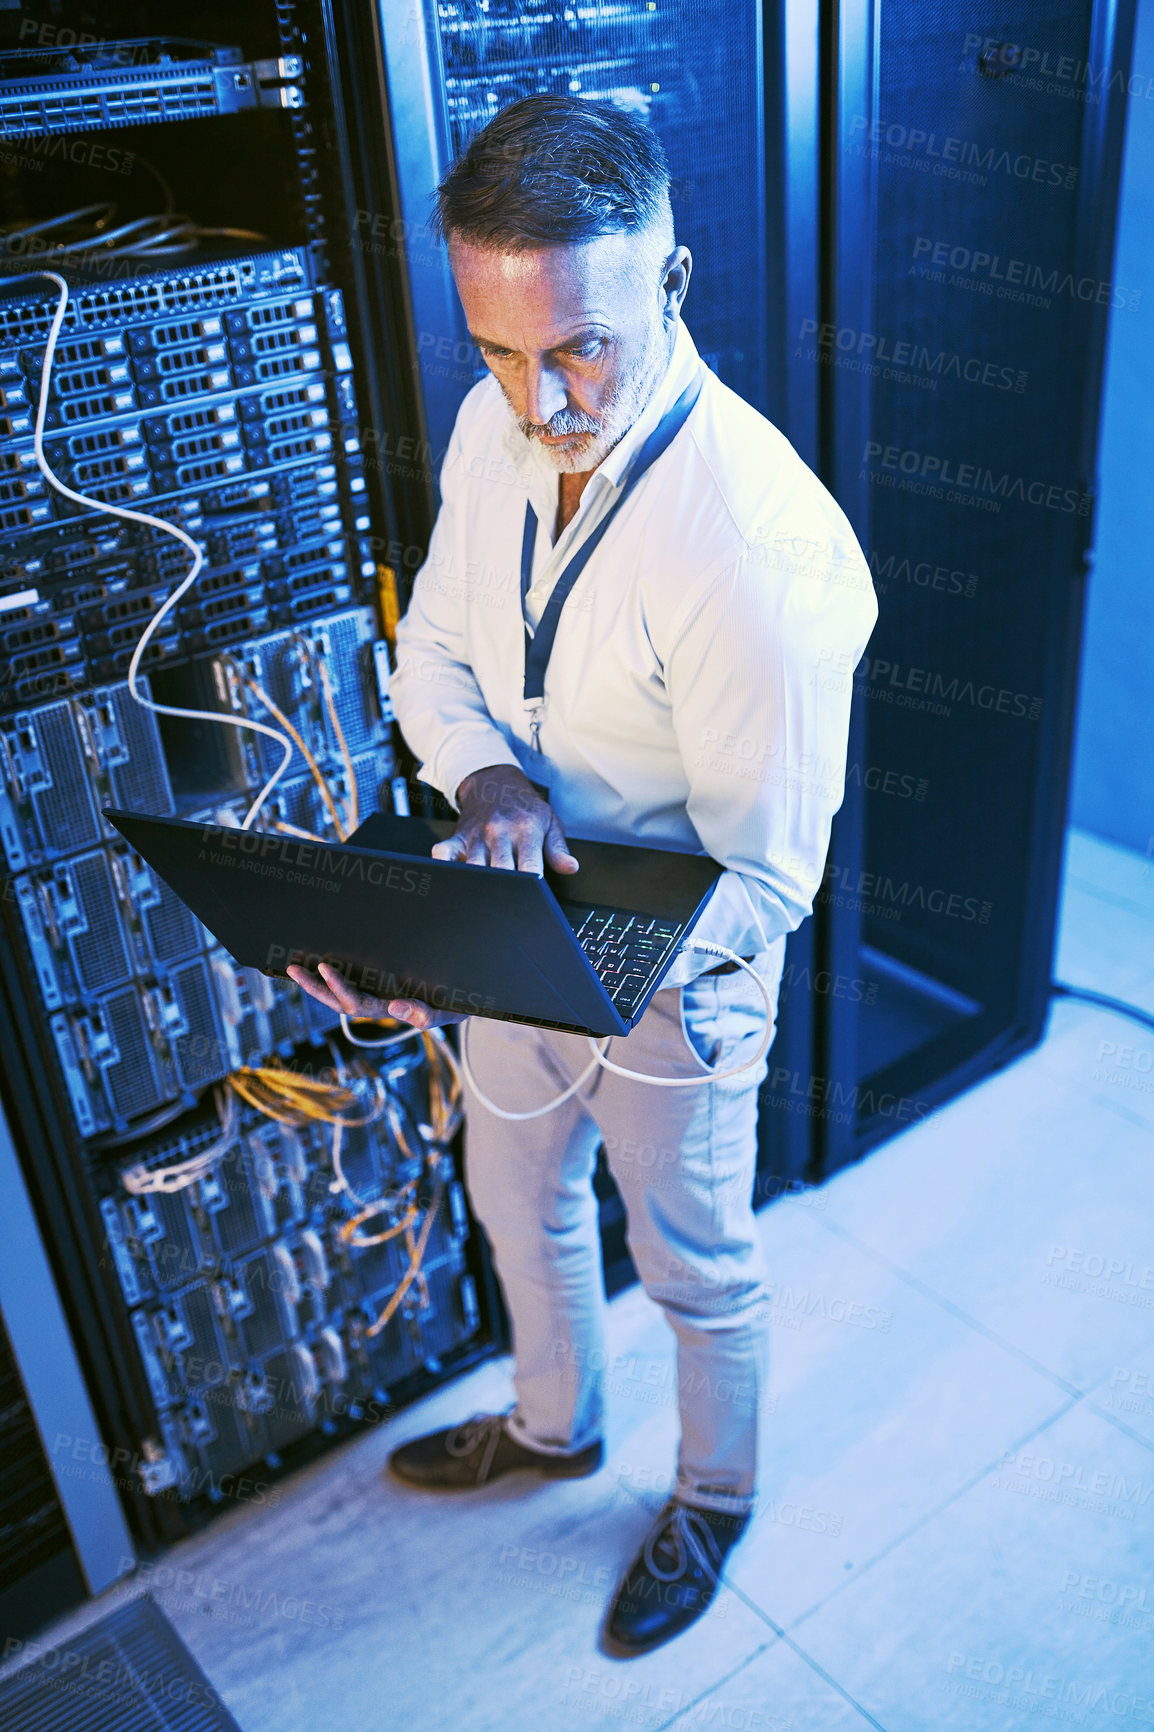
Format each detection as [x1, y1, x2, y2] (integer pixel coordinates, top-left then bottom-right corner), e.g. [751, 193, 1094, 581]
[517, 412, 600, 440]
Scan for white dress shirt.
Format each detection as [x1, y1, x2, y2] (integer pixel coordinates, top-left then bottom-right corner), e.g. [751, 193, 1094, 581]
[390, 319, 878, 987]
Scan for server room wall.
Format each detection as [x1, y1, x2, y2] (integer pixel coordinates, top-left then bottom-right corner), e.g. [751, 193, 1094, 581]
[1069, 0, 1154, 855]
[0, 0, 497, 1610]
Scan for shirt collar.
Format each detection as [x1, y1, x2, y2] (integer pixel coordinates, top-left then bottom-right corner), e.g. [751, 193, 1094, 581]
[499, 320, 704, 504]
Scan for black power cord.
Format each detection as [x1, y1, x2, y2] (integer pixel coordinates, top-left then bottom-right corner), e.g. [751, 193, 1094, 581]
[1051, 982, 1154, 1036]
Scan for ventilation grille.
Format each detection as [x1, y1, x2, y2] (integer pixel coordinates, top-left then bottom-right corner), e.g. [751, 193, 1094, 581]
[0, 1594, 243, 1730]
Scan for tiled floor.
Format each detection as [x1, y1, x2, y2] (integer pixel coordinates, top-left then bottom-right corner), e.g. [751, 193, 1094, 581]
[7, 827, 1154, 1732]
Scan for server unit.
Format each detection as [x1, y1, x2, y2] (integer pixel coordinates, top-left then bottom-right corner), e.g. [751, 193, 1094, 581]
[0, 1, 499, 1619]
[815, 0, 1136, 1174]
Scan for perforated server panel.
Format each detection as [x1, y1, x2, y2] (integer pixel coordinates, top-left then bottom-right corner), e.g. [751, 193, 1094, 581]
[378, 0, 769, 473]
[0, 1, 497, 1589]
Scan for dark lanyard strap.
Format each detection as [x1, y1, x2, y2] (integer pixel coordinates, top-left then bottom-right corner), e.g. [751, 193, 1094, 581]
[520, 370, 704, 705]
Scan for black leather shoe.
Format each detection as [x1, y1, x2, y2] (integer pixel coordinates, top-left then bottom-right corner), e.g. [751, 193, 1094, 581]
[604, 1500, 750, 1654]
[388, 1412, 604, 1490]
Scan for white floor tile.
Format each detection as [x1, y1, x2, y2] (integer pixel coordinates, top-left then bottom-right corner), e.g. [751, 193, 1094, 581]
[660, 1638, 884, 1732]
[808, 1003, 1154, 1390]
[783, 1398, 1154, 1732]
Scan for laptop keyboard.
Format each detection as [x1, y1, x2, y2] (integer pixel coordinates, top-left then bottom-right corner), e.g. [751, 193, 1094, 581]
[561, 904, 682, 1015]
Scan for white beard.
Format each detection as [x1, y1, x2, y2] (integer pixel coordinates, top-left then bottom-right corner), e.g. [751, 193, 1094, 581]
[510, 320, 672, 474]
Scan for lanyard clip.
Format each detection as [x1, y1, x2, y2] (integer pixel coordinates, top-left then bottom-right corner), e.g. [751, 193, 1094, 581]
[525, 697, 544, 752]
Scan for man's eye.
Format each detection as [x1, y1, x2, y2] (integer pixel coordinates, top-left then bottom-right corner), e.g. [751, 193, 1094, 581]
[565, 341, 602, 359]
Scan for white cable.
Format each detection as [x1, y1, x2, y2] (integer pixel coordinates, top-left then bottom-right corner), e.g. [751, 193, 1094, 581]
[459, 1029, 609, 1122]
[339, 1014, 422, 1049]
[121, 1087, 237, 1194]
[25, 271, 297, 828]
[459, 942, 775, 1120]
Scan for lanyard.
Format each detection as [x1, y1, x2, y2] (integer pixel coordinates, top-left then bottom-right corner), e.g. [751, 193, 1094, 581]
[519, 370, 704, 749]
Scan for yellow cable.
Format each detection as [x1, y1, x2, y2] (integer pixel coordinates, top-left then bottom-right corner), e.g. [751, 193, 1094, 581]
[240, 673, 347, 840]
[316, 655, 358, 835]
[365, 1164, 443, 1337]
[274, 820, 326, 843]
[339, 1197, 419, 1248]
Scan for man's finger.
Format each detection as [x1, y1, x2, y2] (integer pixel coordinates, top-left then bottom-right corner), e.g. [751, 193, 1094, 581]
[286, 964, 344, 1012]
[486, 829, 516, 871]
[431, 833, 466, 861]
[544, 822, 580, 873]
[387, 998, 467, 1029]
[317, 962, 385, 1019]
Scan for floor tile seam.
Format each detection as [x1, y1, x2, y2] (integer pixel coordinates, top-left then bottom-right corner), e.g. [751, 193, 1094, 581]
[805, 1213, 1087, 1399]
[644, 1642, 778, 1732]
[1089, 1092, 1154, 1133]
[602, 1487, 890, 1732]
[775, 1392, 1082, 1639]
[1080, 1397, 1154, 1457]
[713, 1585, 894, 1732]
[1061, 873, 1154, 921]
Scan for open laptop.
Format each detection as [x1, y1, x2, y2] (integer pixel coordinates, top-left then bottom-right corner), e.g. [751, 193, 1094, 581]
[102, 808, 724, 1038]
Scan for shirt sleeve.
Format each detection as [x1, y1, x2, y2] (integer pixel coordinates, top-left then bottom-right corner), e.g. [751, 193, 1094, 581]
[660, 529, 878, 987]
[389, 417, 522, 810]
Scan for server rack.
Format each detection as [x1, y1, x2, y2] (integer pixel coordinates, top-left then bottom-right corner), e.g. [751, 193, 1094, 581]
[0, 0, 501, 1623]
[816, 0, 1136, 1175]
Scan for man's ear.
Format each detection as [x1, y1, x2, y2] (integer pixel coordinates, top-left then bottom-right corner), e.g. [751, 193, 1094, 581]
[660, 246, 693, 325]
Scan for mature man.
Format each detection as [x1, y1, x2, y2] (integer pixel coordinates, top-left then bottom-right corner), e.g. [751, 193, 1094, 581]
[289, 94, 876, 1654]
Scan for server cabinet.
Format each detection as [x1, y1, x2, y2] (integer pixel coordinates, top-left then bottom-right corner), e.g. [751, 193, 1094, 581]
[0, 0, 500, 1612]
[816, 0, 1136, 1175]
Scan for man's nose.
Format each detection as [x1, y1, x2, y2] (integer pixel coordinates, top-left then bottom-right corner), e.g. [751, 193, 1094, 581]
[523, 358, 571, 428]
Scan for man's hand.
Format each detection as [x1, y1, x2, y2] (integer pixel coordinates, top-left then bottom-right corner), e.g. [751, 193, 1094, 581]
[435, 763, 580, 875]
[286, 961, 466, 1031]
[285, 766, 576, 1033]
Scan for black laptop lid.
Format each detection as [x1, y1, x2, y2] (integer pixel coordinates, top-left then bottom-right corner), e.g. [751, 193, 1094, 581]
[348, 812, 723, 923]
[104, 809, 628, 1033]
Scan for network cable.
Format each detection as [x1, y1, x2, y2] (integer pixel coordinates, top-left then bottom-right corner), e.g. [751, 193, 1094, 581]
[2, 201, 267, 262]
[25, 275, 765, 1112]
[23, 268, 413, 1053]
[120, 1084, 238, 1195]
[459, 942, 777, 1120]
